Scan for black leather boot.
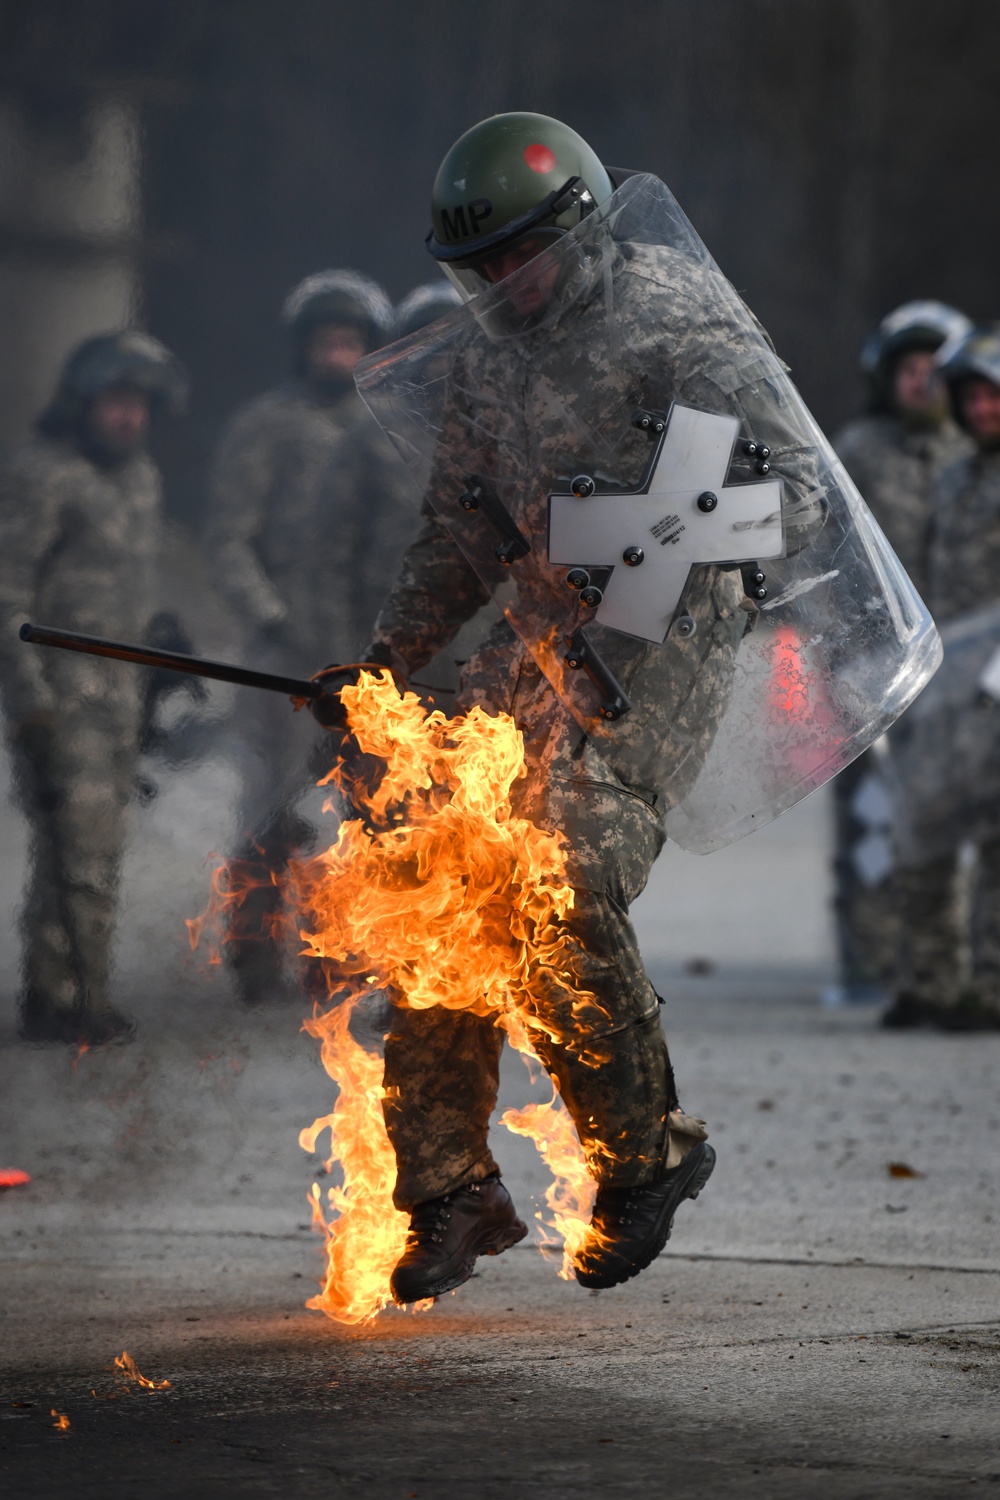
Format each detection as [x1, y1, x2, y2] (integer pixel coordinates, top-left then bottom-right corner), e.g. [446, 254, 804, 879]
[573, 1141, 716, 1290]
[390, 1173, 528, 1305]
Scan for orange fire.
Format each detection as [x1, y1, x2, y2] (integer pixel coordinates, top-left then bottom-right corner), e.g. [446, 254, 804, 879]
[189, 671, 600, 1323]
[291, 672, 603, 1320]
[114, 1350, 171, 1390]
[50, 1409, 71, 1431]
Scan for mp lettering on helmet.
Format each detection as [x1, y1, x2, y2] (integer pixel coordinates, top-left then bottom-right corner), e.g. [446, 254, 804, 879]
[440, 199, 493, 241]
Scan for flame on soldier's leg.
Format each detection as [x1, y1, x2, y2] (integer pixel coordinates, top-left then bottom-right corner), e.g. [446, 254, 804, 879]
[298, 1001, 427, 1324]
[284, 671, 598, 1321]
[500, 1083, 597, 1279]
[188, 670, 602, 1323]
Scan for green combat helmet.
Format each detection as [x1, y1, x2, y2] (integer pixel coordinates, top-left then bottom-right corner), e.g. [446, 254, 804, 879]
[938, 324, 1000, 430]
[426, 112, 615, 298]
[37, 331, 188, 437]
[859, 301, 972, 415]
[282, 270, 393, 356]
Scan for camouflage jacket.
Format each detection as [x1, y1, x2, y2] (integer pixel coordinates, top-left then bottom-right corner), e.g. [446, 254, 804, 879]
[314, 416, 423, 662]
[834, 413, 970, 601]
[928, 447, 1000, 624]
[0, 436, 161, 723]
[206, 380, 365, 661]
[370, 242, 820, 809]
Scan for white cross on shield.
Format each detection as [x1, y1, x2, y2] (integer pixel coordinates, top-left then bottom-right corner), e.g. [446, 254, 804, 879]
[547, 403, 785, 643]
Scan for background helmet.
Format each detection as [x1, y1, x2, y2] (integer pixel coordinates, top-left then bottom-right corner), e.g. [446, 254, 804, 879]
[427, 112, 614, 295]
[860, 300, 972, 413]
[938, 324, 1000, 429]
[392, 281, 463, 341]
[281, 269, 393, 354]
[37, 331, 188, 436]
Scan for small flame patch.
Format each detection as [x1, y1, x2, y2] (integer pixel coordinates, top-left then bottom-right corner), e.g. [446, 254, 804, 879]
[114, 1351, 171, 1390]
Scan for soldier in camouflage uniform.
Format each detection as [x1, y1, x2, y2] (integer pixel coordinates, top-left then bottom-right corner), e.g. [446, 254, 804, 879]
[890, 326, 1000, 1030]
[316, 114, 822, 1302]
[206, 271, 392, 1004]
[831, 303, 972, 1004]
[0, 333, 187, 1043]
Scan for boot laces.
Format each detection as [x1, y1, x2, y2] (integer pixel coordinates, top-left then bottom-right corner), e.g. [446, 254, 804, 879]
[594, 1183, 645, 1229]
[405, 1195, 454, 1247]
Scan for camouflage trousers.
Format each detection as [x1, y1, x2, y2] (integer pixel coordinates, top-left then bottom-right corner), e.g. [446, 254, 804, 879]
[831, 752, 898, 989]
[10, 707, 136, 1027]
[382, 772, 697, 1210]
[227, 661, 331, 1005]
[895, 839, 1000, 1018]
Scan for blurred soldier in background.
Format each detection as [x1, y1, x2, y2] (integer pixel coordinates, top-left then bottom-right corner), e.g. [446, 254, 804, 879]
[316, 280, 463, 662]
[889, 326, 1000, 1030]
[0, 332, 187, 1044]
[830, 303, 973, 1005]
[205, 270, 392, 1005]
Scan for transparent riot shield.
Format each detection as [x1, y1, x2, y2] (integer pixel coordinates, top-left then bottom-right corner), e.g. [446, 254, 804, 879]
[355, 174, 940, 853]
[886, 601, 1000, 867]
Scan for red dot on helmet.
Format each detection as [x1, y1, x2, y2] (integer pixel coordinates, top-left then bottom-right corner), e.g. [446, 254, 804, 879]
[524, 144, 556, 174]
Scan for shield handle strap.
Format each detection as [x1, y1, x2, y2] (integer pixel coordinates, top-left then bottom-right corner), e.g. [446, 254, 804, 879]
[458, 473, 531, 566]
[564, 627, 632, 721]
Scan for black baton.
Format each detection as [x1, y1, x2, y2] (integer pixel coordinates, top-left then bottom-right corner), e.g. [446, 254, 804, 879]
[19, 622, 325, 701]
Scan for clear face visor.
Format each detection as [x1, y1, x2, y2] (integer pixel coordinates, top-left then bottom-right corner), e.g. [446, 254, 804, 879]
[442, 228, 596, 341]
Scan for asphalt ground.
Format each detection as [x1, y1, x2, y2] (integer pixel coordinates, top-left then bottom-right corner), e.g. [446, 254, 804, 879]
[1, 720, 999, 1497]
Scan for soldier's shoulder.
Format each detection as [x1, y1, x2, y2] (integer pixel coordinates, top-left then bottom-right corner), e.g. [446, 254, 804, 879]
[621, 241, 708, 293]
[1, 435, 89, 493]
[934, 420, 975, 464]
[834, 414, 896, 461]
[217, 385, 308, 442]
[617, 241, 771, 355]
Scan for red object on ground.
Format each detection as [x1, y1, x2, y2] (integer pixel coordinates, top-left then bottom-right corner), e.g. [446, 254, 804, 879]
[0, 1169, 31, 1189]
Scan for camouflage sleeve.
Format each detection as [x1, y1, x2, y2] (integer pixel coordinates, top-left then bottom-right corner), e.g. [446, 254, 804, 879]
[205, 400, 289, 632]
[0, 452, 65, 719]
[367, 500, 491, 676]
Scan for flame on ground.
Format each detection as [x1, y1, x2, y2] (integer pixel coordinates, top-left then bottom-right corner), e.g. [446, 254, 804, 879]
[114, 1350, 171, 1390]
[190, 671, 600, 1323]
[50, 1409, 70, 1431]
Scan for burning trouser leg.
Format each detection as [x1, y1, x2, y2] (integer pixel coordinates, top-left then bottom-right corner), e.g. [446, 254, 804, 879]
[381, 777, 682, 1204]
[12, 706, 138, 1044]
[383, 1006, 504, 1210]
[521, 774, 707, 1185]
